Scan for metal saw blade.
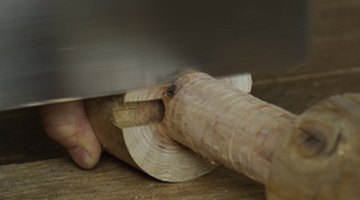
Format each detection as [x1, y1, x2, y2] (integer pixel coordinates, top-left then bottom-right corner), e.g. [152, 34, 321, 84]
[0, 0, 308, 111]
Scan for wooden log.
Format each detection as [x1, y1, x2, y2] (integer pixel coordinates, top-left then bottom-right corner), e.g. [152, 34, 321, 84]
[86, 93, 216, 182]
[86, 73, 252, 182]
[161, 73, 295, 183]
[267, 93, 360, 200]
[87, 72, 360, 199]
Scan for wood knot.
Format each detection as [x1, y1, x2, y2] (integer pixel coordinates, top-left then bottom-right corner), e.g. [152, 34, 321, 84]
[293, 120, 341, 158]
[295, 128, 327, 157]
[165, 84, 177, 98]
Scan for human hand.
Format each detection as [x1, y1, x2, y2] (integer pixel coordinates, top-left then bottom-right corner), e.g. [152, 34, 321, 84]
[41, 101, 101, 169]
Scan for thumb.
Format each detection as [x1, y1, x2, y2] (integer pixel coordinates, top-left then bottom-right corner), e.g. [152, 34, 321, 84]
[41, 101, 101, 169]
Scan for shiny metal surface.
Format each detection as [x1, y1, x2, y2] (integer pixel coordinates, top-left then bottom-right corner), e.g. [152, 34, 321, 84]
[0, 0, 308, 110]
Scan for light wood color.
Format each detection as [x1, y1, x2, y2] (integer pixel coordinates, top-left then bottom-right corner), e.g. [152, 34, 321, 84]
[87, 72, 360, 200]
[267, 93, 360, 200]
[87, 72, 293, 184]
[162, 73, 295, 183]
[87, 93, 216, 182]
[0, 1, 359, 198]
[86, 74, 252, 182]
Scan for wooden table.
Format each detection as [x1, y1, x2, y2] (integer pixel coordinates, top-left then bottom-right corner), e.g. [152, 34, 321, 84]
[1, 0, 360, 199]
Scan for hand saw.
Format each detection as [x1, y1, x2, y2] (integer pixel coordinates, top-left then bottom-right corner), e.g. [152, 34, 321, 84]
[0, 0, 308, 111]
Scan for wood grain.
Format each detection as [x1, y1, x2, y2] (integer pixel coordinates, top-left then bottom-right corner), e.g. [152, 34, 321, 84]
[0, 0, 359, 166]
[0, 156, 264, 200]
[0, 0, 359, 199]
[86, 94, 216, 182]
[267, 93, 360, 200]
[252, 73, 360, 114]
[85, 74, 252, 182]
[162, 73, 295, 183]
[84, 72, 360, 199]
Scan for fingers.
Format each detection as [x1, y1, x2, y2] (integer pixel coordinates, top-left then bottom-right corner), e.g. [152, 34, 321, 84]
[41, 101, 101, 169]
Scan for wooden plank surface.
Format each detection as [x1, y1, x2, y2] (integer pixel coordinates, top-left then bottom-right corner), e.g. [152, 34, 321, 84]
[253, 71, 360, 114]
[0, 156, 264, 200]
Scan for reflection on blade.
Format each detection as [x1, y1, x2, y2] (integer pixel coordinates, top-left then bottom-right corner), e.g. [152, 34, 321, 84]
[0, 0, 308, 111]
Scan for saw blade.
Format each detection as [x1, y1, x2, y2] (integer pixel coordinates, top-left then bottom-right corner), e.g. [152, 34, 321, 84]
[0, 0, 308, 111]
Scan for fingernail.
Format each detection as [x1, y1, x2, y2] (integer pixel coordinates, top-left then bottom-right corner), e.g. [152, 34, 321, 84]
[69, 147, 96, 169]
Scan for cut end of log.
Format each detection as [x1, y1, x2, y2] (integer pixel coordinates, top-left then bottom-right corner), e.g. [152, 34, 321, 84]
[86, 86, 217, 182]
[123, 124, 217, 182]
[86, 71, 360, 199]
[86, 73, 253, 182]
